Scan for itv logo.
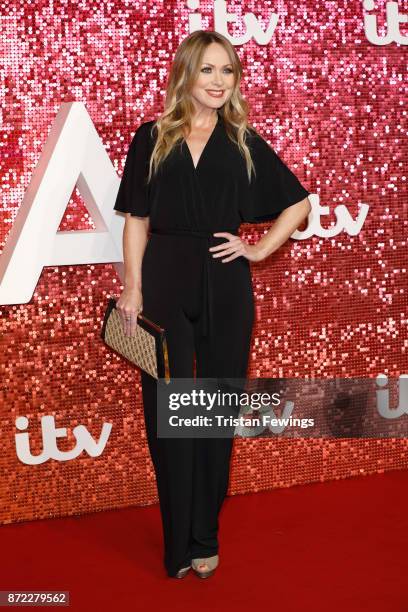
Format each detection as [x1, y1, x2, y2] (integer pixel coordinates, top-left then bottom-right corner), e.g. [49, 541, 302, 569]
[15, 415, 112, 465]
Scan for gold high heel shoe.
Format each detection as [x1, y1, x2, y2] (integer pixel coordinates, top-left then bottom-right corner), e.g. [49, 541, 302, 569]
[191, 554, 219, 579]
[175, 564, 191, 579]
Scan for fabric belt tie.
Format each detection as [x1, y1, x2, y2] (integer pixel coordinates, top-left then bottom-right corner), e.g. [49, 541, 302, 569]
[149, 227, 238, 338]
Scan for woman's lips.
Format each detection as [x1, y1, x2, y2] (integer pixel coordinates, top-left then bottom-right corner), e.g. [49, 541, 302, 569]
[206, 90, 224, 98]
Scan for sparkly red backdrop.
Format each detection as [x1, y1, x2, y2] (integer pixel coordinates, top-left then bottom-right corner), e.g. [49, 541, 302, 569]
[1, 1, 407, 525]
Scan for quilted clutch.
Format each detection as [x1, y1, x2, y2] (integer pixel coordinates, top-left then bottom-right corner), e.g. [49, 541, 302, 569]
[101, 297, 170, 383]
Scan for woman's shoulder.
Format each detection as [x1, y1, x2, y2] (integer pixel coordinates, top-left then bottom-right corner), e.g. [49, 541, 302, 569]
[135, 119, 157, 137]
[130, 119, 158, 150]
[243, 125, 270, 157]
[245, 124, 264, 142]
[139, 118, 157, 129]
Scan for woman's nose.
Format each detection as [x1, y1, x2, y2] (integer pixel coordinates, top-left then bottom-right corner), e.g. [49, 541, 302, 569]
[211, 74, 224, 86]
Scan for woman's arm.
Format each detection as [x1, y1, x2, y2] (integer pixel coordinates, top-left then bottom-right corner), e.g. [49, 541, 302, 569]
[116, 214, 150, 336]
[211, 197, 312, 263]
[252, 196, 311, 260]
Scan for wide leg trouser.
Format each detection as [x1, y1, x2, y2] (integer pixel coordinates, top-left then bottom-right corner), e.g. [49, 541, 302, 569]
[140, 232, 254, 577]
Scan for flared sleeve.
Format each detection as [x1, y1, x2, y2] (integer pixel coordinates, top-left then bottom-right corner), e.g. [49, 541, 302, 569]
[241, 130, 310, 223]
[113, 122, 152, 217]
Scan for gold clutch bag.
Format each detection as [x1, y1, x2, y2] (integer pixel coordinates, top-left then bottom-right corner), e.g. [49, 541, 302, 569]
[101, 297, 170, 383]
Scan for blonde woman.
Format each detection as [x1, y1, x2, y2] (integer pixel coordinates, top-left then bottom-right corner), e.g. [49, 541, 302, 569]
[113, 30, 311, 579]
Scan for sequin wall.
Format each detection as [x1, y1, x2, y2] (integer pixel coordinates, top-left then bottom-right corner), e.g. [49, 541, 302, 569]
[1, 0, 407, 525]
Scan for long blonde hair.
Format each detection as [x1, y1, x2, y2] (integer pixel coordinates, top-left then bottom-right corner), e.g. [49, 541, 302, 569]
[147, 30, 257, 183]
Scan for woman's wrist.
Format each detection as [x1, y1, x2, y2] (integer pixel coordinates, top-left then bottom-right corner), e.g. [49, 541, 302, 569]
[123, 280, 142, 292]
[253, 241, 271, 261]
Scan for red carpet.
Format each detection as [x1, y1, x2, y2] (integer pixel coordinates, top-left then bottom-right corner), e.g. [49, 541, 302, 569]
[1, 469, 407, 611]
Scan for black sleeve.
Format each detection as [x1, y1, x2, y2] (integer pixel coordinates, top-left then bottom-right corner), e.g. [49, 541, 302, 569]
[113, 122, 152, 217]
[240, 131, 311, 223]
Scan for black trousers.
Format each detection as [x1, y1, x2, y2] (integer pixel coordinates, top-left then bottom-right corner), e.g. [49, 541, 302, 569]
[140, 230, 254, 577]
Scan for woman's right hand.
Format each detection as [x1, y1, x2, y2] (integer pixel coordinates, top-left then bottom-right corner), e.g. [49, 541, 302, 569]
[116, 286, 143, 337]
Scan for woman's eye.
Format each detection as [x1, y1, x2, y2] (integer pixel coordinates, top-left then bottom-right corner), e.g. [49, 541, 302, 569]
[201, 67, 233, 73]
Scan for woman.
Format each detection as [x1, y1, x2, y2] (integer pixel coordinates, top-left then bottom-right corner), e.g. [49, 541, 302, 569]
[113, 30, 311, 579]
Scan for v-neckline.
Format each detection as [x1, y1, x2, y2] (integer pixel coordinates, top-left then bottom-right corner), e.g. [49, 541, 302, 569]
[184, 113, 220, 171]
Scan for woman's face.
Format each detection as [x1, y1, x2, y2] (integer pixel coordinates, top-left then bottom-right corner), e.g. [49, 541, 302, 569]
[190, 42, 235, 113]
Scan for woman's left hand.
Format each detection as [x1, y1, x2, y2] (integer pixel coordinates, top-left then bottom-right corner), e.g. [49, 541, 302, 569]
[209, 232, 265, 263]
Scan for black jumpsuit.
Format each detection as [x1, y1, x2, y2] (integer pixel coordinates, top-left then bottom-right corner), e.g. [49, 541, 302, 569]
[113, 112, 310, 577]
